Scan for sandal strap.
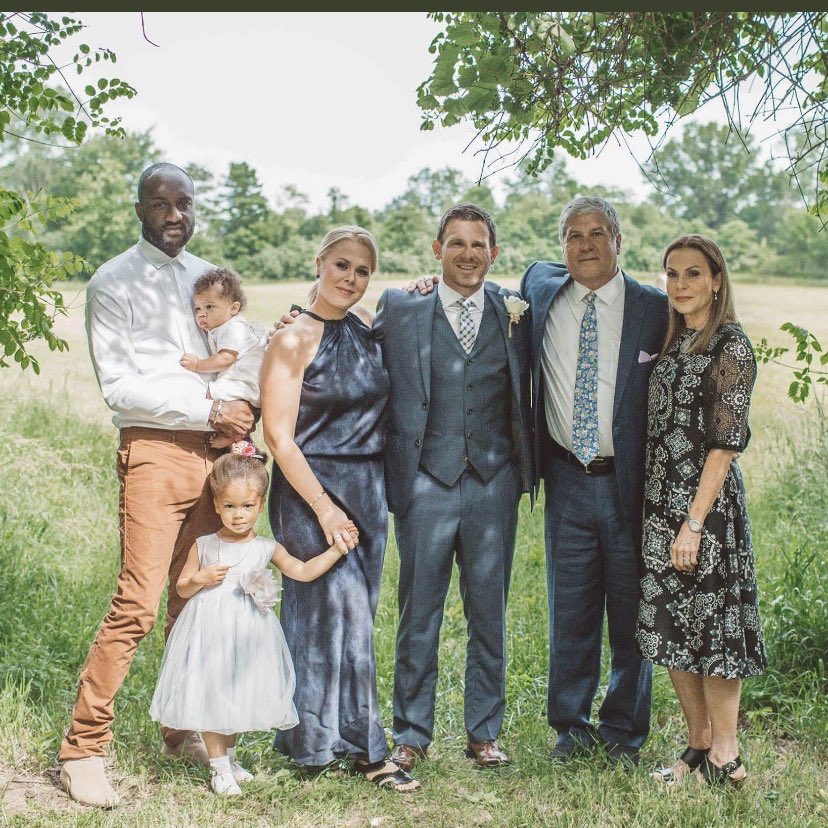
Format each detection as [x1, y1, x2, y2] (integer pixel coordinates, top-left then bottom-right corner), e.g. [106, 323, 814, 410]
[721, 756, 742, 776]
[701, 754, 744, 786]
[355, 760, 419, 790]
[653, 766, 678, 783]
[679, 746, 710, 770]
[366, 767, 418, 790]
[355, 759, 388, 776]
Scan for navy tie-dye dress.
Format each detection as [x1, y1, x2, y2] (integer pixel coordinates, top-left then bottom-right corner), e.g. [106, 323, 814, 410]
[269, 310, 391, 765]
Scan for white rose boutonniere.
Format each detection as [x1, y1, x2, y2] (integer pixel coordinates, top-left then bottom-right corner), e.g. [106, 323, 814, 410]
[503, 295, 529, 338]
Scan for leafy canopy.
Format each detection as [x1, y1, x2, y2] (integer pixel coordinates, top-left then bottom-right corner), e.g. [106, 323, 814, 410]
[418, 12, 828, 217]
[0, 12, 135, 372]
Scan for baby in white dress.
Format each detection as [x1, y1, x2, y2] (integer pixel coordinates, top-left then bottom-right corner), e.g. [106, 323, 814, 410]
[150, 452, 357, 796]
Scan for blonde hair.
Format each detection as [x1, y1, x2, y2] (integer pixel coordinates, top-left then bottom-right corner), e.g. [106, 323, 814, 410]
[309, 225, 378, 304]
[660, 234, 738, 357]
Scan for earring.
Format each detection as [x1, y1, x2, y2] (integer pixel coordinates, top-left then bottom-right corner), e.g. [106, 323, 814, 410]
[713, 291, 719, 302]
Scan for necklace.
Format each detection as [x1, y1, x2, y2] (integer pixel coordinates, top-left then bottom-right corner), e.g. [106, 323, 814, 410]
[216, 536, 254, 568]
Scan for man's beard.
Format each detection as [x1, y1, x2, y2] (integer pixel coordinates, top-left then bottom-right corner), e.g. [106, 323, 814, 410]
[142, 222, 193, 256]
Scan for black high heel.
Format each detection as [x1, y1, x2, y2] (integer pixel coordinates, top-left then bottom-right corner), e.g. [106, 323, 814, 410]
[652, 746, 710, 784]
[700, 754, 745, 788]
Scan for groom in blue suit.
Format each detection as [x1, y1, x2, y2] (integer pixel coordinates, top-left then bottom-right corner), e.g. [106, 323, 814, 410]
[521, 196, 668, 763]
[375, 204, 533, 771]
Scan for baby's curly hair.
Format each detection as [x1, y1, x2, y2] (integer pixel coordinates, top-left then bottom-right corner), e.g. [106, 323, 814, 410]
[209, 453, 269, 499]
[193, 267, 247, 311]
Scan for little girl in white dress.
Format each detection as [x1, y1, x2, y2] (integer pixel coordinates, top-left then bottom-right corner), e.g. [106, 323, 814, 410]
[150, 450, 357, 796]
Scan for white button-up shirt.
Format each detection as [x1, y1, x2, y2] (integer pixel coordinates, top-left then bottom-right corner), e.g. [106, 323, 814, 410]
[85, 237, 215, 430]
[541, 269, 625, 456]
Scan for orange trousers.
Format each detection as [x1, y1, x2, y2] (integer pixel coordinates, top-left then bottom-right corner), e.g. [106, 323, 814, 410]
[59, 428, 222, 760]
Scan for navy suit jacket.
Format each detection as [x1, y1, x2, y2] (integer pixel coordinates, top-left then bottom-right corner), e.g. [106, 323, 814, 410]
[520, 262, 668, 537]
[374, 281, 533, 517]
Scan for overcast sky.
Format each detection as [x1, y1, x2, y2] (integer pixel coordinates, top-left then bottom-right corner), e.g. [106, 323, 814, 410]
[69, 12, 785, 212]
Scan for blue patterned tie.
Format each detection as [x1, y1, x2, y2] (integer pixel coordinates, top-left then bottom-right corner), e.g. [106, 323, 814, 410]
[572, 292, 599, 466]
[457, 298, 476, 353]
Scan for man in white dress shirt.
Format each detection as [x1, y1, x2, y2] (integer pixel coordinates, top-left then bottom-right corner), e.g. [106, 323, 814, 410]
[521, 197, 668, 765]
[59, 163, 254, 806]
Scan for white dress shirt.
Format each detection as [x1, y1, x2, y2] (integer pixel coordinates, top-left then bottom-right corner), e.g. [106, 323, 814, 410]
[438, 280, 486, 347]
[85, 236, 216, 430]
[541, 269, 625, 456]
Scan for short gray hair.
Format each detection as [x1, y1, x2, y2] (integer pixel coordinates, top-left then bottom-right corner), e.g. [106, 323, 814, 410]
[558, 196, 621, 246]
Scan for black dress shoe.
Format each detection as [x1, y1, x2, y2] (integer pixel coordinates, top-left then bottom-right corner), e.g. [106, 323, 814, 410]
[549, 731, 598, 762]
[604, 742, 641, 767]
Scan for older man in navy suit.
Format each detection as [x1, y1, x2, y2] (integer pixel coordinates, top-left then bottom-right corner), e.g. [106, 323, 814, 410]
[521, 196, 668, 764]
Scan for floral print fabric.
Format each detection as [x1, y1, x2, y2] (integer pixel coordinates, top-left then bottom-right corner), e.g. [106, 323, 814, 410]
[636, 323, 767, 679]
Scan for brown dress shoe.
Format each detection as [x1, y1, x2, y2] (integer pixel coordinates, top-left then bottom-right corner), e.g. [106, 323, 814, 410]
[391, 744, 427, 772]
[465, 740, 510, 768]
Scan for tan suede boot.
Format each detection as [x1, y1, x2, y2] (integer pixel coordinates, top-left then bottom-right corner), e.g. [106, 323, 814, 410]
[60, 756, 120, 807]
[160, 731, 210, 766]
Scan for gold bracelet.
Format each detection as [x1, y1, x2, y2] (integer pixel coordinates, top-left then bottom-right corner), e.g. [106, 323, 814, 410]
[309, 490, 327, 509]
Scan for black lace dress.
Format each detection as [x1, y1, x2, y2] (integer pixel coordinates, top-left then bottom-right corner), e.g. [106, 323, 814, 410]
[636, 323, 767, 679]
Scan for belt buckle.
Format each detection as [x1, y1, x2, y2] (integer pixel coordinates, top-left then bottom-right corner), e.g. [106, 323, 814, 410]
[583, 460, 593, 475]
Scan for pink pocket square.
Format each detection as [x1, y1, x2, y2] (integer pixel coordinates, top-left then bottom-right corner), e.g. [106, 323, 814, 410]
[638, 350, 657, 363]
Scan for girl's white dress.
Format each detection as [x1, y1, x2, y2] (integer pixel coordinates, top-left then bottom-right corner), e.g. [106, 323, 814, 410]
[150, 533, 299, 735]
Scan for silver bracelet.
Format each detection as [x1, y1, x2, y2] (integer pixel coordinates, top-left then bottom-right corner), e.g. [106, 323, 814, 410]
[209, 399, 224, 427]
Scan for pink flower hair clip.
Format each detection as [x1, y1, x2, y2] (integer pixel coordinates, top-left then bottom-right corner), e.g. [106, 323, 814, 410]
[230, 440, 266, 461]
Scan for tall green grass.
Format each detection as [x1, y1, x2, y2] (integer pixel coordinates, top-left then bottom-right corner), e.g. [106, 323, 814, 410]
[1, 394, 827, 826]
[743, 409, 828, 743]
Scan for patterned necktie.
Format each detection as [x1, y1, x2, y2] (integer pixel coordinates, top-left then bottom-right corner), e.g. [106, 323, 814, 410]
[457, 297, 476, 354]
[572, 292, 599, 466]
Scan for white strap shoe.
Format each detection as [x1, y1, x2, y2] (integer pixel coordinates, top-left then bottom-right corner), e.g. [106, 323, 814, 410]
[210, 769, 242, 796]
[230, 759, 254, 783]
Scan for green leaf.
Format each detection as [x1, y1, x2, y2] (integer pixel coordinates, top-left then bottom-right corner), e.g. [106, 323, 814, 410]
[450, 21, 480, 48]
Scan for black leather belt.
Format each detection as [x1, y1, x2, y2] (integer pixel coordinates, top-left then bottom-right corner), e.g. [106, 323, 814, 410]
[548, 440, 615, 475]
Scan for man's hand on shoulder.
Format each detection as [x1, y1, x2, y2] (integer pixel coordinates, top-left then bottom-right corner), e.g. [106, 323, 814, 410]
[403, 275, 440, 294]
[272, 307, 301, 333]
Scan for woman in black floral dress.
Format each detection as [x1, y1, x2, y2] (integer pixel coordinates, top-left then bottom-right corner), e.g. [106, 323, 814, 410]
[636, 235, 766, 788]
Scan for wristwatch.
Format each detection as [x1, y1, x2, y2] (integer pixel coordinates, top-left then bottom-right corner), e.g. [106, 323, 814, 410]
[685, 515, 703, 533]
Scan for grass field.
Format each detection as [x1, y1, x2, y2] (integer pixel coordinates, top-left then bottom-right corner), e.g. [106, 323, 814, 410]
[0, 277, 826, 826]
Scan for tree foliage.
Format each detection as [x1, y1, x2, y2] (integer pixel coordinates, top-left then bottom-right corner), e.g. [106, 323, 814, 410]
[417, 12, 828, 220]
[646, 123, 794, 234]
[0, 12, 135, 372]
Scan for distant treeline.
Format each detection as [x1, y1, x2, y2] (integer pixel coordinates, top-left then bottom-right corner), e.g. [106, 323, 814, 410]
[2, 122, 824, 280]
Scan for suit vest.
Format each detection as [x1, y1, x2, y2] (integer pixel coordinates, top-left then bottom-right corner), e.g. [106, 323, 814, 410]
[418, 298, 514, 487]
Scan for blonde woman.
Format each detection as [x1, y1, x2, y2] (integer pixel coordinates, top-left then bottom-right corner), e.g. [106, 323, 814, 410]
[636, 235, 766, 787]
[261, 226, 419, 792]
